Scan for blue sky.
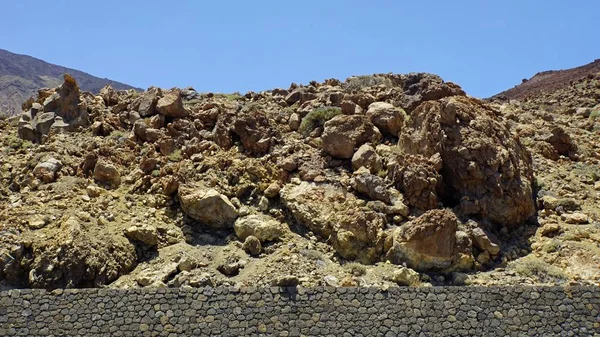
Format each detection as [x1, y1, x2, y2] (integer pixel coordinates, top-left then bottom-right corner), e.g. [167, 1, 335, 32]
[1, 1, 598, 97]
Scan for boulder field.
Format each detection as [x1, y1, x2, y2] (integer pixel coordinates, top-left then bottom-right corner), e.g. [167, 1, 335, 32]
[1, 71, 597, 290]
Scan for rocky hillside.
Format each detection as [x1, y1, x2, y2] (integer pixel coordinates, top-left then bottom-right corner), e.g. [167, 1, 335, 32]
[0, 48, 139, 116]
[0, 69, 598, 291]
[494, 59, 600, 102]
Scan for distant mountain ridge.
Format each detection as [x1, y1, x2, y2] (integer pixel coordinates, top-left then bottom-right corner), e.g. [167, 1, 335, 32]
[493, 59, 600, 100]
[0, 48, 140, 116]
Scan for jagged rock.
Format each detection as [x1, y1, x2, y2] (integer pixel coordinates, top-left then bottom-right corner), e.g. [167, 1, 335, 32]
[540, 195, 581, 212]
[281, 182, 385, 263]
[33, 158, 62, 183]
[217, 259, 245, 276]
[137, 87, 161, 117]
[28, 216, 47, 230]
[232, 109, 273, 155]
[542, 127, 577, 157]
[258, 196, 269, 211]
[385, 209, 473, 271]
[25, 217, 136, 289]
[234, 214, 286, 242]
[540, 223, 561, 237]
[136, 263, 178, 287]
[399, 96, 535, 228]
[78, 152, 98, 176]
[271, 275, 299, 287]
[17, 75, 89, 143]
[366, 102, 407, 136]
[34, 112, 56, 136]
[352, 143, 382, 173]
[285, 88, 316, 106]
[124, 225, 159, 246]
[93, 160, 121, 187]
[17, 123, 36, 142]
[389, 266, 420, 286]
[156, 90, 189, 118]
[323, 275, 339, 287]
[352, 167, 391, 204]
[242, 235, 262, 256]
[321, 115, 381, 159]
[178, 185, 238, 229]
[86, 185, 104, 198]
[388, 153, 443, 211]
[341, 100, 363, 115]
[397, 73, 466, 111]
[562, 212, 589, 224]
[470, 226, 500, 256]
[177, 257, 199, 272]
[170, 270, 215, 288]
[42, 74, 81, 121]
[100, 85, 119, 106]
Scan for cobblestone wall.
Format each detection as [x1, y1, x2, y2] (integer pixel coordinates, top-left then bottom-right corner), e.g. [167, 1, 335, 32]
[0, 286, 599, 336]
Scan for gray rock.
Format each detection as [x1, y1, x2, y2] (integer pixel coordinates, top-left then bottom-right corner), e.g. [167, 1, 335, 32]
[352, 167, 391, 204]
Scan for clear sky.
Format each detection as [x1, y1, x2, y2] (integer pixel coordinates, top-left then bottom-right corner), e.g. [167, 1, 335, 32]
[1, 1, 598, 97]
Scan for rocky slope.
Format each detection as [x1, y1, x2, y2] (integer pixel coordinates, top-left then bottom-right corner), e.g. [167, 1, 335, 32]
[0, 70, 598, 291]
[0, 48, 139, 116]
[495, 59, 600, 102]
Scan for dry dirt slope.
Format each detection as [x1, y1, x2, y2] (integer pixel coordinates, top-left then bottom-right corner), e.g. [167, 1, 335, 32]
[0, 48, 140, 116]
[0, 66, 599, 291]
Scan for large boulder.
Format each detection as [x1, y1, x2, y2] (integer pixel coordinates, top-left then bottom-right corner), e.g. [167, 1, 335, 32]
[541, 127, 577, 158]
[366, 102, 407, 136]
[321, 115, 381, 159]
[352, 143, 382, 173]
[178, 185, 238, 229]
[234, 214, 286, 242]
[137, 87, 161, 117]
[156, 90, 189, 118]
[385, 209, 473, 271]
[6, 216, 137, 289]
[281, 182, 386, 263]
[42, 74, 82, 121]
[100, 85, 119, 106]
[397, 73, 466, 112]
[399, 96, 535, 228]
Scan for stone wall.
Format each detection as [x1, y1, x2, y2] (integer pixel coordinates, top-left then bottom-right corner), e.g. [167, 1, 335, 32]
[0, 286, 599, 336]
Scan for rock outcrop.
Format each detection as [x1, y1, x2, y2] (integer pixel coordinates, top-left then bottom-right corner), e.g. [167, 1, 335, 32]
[322, 115, 381, 159]
[385, 209, 473, 271]
[398, 96, 536, 228]
[18, 75, 90, 143]
[281, 182, 385, 263]
[6, 68, 590, 290]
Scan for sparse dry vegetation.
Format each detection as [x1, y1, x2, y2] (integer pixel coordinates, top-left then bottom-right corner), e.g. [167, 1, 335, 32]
[298, 107, 341, 136]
